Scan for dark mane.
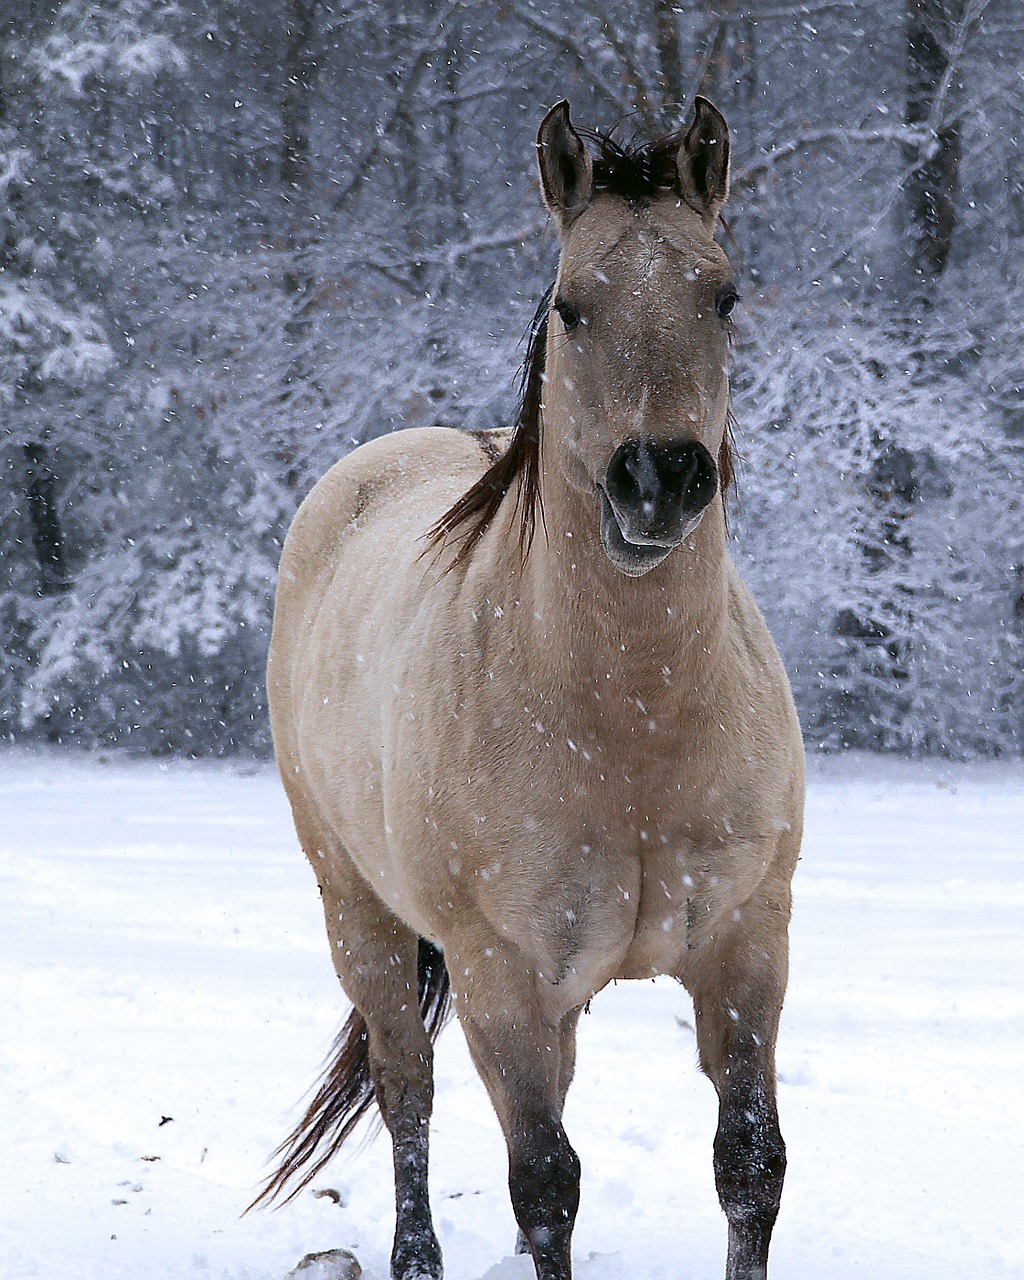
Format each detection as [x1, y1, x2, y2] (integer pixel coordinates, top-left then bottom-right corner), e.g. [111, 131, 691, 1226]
[429, 127, 736, 566]
[427, 284, 551, 568]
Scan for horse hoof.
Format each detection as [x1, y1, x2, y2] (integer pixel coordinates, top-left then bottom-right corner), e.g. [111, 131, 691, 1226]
[284, 1248, 362, 1280]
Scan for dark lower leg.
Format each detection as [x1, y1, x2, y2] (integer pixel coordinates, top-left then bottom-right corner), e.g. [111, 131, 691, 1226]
[456, 960, 581, 1280]
[714, 1065, 786, 1280]
[368, 1020, 441, 1279]
[312, 860, 443, 1279]
[388, 1113, 442, 1280]
[694, 936, 788, 1280]
[514, 1007, 581, 1263]
[508, 1109, 580, 1280]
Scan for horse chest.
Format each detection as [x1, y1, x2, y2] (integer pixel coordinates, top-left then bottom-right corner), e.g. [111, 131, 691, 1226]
[420, 774, 767, 1001]
[385, 607, 788, 998]
[619, 833, 771, 980]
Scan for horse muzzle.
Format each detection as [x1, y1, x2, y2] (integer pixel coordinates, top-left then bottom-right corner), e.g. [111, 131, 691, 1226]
[599, 437, 718, 577]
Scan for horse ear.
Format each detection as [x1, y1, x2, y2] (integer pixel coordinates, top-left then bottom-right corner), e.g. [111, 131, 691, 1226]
[536, 100, 593, 228]
[677, 96, 730, 224]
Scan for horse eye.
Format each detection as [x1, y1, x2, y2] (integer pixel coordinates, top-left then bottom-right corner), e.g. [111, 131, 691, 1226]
[554, 297, 581, 332]
[716, 289, 739, 320]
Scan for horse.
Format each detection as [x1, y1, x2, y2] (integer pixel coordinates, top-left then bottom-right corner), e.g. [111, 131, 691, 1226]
[256, 96, 805, 1280]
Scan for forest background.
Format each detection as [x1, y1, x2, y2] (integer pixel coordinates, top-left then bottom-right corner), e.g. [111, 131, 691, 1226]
[1, 0, 1022, 758]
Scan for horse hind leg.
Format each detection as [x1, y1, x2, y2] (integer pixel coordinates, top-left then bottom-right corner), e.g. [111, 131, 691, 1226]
[255, 818, 450, 1280]
[370, 933, 449, 1280]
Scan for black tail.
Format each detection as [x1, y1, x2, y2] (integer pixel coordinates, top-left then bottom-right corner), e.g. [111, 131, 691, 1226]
[247, 938, 451, 1211]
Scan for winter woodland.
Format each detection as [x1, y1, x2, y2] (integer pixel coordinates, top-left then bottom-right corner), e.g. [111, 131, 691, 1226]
[1, 0, 1022, 757]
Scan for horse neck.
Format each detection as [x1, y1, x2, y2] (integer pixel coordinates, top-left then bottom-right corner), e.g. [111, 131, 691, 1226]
[513, 428, 732, 720]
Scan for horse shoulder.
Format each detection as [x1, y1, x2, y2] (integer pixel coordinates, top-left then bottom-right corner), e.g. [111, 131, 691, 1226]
[268, 427, 504, 754]
[296, 426, 490, 543]
[275, 428, 493, 604]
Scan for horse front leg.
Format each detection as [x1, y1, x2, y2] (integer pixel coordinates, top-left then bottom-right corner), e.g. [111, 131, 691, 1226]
[690, 893, 791, 1280]
[514, 1006, 583, 1259]
[451, 939, 580, 1280]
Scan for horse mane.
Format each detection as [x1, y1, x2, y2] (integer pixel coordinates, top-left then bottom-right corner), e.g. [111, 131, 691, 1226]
[428, 128, 736, 568]
[427, 283, 552, 568]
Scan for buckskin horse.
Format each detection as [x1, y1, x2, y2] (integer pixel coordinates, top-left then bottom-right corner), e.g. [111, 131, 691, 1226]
[256, 96, 805, 1280]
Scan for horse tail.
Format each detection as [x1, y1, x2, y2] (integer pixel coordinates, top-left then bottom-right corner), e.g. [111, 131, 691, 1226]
[247, 938, 451, 1211]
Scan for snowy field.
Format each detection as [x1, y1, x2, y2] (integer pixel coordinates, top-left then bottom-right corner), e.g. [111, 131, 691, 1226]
[1, 748, 1022, 1280]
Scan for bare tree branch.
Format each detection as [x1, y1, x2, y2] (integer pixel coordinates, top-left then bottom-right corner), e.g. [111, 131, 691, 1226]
[327, 0, 463, 213]
[734, 124, 932, 189]
[710, 1, 862, 18]
[508, 5, 635, 118]
[354, 218, 549, 283]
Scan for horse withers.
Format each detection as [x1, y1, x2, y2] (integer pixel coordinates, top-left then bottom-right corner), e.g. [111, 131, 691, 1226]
[256, 96, 805, 1280]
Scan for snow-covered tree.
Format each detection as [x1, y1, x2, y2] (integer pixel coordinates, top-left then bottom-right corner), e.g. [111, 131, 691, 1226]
[1, 0, 1021, 756]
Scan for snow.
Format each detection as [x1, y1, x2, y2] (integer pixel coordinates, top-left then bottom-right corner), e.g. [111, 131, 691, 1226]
[1, 749, 1021, 1280]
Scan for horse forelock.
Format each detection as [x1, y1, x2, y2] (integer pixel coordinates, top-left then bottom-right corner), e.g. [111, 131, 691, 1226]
[578, 126, 689, 201]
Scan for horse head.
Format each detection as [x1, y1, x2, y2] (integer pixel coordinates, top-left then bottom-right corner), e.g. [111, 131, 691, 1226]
[537, 98, 735, 576]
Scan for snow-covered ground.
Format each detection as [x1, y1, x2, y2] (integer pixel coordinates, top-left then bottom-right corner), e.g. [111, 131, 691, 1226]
[1, 748, 1021, 1280]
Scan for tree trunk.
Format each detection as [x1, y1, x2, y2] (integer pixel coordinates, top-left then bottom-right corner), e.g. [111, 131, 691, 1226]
[905, 0, 964, 282]
[653, 0, 683, 107]
[23, 442, 71, 597]
[443, 15, 465, 246]
[693, 0, 736, 103]
[3, 19, 70, 596]
[281, 0, 319, 199]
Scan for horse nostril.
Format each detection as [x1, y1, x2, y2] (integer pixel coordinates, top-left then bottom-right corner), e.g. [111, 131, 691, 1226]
[606, 438, 718, 518]
[606, 440, 658, 508]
